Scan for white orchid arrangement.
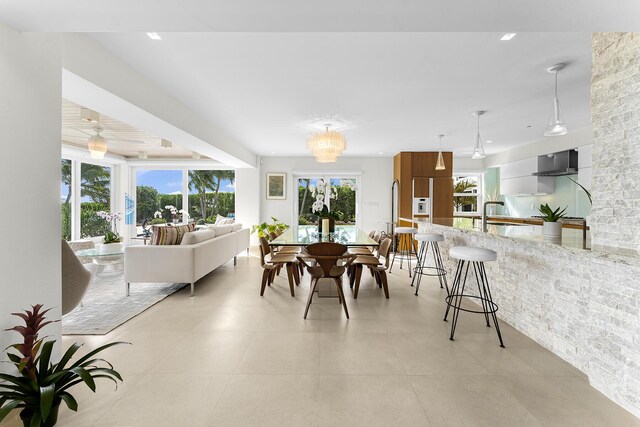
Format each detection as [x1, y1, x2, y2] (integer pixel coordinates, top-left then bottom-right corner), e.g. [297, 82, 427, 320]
[310, 179, 336, 214]
[96, 211, 123, 243]
[163, 205, 188, 222]
[153, 210, 163, 219]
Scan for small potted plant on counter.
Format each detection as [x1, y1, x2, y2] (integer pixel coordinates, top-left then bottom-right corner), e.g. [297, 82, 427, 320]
[538, 203, 567, 240]
[0, 304, 128, 426]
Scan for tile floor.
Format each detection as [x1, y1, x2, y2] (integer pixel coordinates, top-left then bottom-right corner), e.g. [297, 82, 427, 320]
[5, 249, 639, 426]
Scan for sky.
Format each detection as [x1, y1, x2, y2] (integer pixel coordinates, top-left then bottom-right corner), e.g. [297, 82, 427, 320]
[136, 170, 235, 194]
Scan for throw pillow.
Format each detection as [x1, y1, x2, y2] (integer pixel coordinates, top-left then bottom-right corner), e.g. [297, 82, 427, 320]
[150, 225, 179, 245]
[174, 223, 196, 244]
[214, 214, 227, 225]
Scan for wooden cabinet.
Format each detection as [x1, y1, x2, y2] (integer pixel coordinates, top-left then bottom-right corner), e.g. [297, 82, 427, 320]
[394, 152, 453, 224]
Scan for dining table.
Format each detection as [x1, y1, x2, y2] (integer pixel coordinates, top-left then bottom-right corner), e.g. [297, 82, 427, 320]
[270, 225, 381, 297]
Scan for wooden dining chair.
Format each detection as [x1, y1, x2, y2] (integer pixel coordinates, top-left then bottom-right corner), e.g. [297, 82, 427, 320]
[350, 237, 392, 299]
[259, 237, 299, 297]
[297, 242, 356, 319]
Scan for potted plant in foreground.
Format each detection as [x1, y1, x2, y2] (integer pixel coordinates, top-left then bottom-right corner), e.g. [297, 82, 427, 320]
[538, 203, 567, 240]
[251, 217, 290, 238]
[0, 305, 128, 426]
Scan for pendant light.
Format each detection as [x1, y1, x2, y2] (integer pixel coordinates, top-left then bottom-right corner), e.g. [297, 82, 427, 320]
[435, 134, 446, 170]
[471, 111, 486, 160]
[544, 63, 568, 136]
[87, 128, 108, 159]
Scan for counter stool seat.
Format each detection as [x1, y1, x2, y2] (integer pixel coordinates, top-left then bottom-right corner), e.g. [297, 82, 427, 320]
[415, 232, 444, 242]
[412, 232, 448, 295]
[444, 245, 504, 348]
[390, 227, 418, 277]
[449, 246, 497, 262]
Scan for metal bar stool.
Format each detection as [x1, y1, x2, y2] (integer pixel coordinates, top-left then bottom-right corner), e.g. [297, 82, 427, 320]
[389, 227, 418, 277]
[411, 233, 448, 296]
[443, 246, 504, 348]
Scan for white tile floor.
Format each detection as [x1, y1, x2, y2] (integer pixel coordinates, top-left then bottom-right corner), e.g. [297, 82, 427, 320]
[6, 249, 639, 426]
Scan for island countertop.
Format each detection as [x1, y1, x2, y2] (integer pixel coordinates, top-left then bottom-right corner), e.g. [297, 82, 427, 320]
[399, 216, 591, 251]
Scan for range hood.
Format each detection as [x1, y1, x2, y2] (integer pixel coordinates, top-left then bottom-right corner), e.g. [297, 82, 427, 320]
[532, 150, 578, 176]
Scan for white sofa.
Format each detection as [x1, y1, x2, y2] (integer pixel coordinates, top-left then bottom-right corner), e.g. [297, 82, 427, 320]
[124, 226, 250, 296]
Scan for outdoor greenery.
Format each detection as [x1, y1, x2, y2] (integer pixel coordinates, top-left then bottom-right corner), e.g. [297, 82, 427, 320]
[453, 178, 478, 212]
[0, 305, 127, 426]
[297, 179, 356, 225]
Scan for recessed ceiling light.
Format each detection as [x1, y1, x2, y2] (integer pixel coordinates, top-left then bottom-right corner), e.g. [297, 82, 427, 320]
[270, 151, 275, 155]
[378, 152, 384, 155]
[486, 140, 493, 144]
[146, 32, 162, 40]
[500, 33, 517, 41]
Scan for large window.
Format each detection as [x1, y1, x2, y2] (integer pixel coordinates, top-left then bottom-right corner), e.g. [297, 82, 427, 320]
[61, 158, 113, 240]
[188, 170, 235, 223]
[297, 176, 358, 227]
[135, 169, 235, 227]
[453, 174, 481, 214]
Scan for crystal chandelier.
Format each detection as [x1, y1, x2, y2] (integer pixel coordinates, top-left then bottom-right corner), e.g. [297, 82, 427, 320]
[307, 125, 346, 163]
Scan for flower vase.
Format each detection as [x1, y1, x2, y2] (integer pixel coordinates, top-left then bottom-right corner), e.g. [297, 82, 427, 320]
[318, 218, 335, 234]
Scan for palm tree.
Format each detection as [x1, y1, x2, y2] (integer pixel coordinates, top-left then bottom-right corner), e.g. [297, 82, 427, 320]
[453, 179, 478, 212]
[80, 164, 111, 203]
[61, 160, 72, 204]
[188, 170, 216, 219]
[211, 170, 235, 214]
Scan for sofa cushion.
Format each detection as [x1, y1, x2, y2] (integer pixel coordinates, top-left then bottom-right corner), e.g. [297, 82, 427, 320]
[150, 225, 179, 245]
[207, 224, 234, 236]
[181, 229, 217, 245]
[231, 223, 242, 232]
[150, 223, 195, 245]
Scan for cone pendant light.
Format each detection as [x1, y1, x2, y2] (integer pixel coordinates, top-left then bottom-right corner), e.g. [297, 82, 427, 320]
[435, 134, 446, 170]
[471, 111, 486, 160]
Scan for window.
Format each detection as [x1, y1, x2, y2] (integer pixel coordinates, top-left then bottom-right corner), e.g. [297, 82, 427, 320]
[80, 163, 111, 238]
[296, 176, 358, 227]
[188, 170, 235, 223]
[136, 170, 182, 225]
[453, 174, 481, 214]
[61, 158, 113, 240]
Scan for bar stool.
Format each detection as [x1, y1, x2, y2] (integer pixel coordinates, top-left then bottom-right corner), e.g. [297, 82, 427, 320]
[390, 227, 418, 277]
[444, 246, 504, 348]
[411, 233, 448, 296]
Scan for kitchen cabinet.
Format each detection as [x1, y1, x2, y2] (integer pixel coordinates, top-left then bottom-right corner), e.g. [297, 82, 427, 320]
[500, 157, 555, 195]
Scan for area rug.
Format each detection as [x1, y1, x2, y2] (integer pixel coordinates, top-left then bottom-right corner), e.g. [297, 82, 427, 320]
[62, 270, 187, 335]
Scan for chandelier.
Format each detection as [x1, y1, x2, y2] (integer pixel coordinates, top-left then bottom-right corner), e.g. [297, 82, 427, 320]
[307, 125, 346, 163]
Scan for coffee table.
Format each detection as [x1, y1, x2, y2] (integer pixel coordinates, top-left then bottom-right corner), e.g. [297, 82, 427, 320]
[75, 247, 125, 274]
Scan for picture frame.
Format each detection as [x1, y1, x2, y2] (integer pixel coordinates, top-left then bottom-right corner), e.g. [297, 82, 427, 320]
[266, 173, 286, 199]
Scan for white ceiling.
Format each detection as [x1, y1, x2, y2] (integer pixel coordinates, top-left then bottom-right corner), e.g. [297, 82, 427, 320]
[87, 32, 592, 157]
[62, 99, 208, 159]
[1, 0, 639, 31]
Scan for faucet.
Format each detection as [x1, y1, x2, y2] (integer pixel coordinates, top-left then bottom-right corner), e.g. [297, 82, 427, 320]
[482, 201, 505, 232]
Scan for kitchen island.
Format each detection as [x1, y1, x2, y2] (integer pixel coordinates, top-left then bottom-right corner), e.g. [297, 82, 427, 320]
[401, 216, 640, 416]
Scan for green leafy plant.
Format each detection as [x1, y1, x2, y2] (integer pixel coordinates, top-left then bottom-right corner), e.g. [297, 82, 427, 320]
[102, 230, 122, 244]
[149, 218, 167, 225]
[0, 305, 128, 426]
[251, 217, 289, 238]
[538, 203, 567, 222]
[568, 177, 592, 205]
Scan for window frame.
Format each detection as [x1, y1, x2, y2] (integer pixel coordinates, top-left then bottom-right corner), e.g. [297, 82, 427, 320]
[453, 173, 483, 216]
[293, 174, 361, 228]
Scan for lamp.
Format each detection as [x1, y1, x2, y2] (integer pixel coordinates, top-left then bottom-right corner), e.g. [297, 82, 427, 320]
[544, 63, 568, 137]
[435, 134, 446, 170]
[307, 125, 346, 163]
[88, 132, 107, 159]
[471, 111, 486, 160]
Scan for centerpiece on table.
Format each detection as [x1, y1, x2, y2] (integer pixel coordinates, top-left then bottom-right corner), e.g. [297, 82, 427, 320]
[538, 203, 567, 241]
[96, 211, 123, 253]
[0, 304, 128, 427]
[164, 205, 188, 224]
[310, 179, 340, 234]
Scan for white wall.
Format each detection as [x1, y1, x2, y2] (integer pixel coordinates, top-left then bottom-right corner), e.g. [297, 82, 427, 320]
[235, 165, 261, 245]
[453, 156, 485, 174]
[0, 25, 62, 360]
[259, 156, 393, 233]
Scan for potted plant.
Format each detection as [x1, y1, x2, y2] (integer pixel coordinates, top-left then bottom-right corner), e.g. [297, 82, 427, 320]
[0, 305, 128, 426]
[96, 211, 123, 253]
[538, 203, 567, 239]
[251, 217, 289, 238]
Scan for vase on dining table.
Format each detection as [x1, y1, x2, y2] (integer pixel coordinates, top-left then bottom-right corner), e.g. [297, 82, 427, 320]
[318, 217, 335, 234]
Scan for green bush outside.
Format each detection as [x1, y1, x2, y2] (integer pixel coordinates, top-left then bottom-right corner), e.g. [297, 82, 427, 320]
[61, 202, 111, 240]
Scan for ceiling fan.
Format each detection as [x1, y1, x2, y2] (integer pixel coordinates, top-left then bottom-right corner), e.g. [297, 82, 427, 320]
[70, 125, 146, 159]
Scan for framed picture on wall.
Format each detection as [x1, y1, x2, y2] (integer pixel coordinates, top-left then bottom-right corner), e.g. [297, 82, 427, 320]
[266, 173, 286, 199]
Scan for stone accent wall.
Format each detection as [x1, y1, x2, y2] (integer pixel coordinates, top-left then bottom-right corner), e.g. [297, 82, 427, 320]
[419, 222, 640, 417]
[590, 32, 640, 256]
